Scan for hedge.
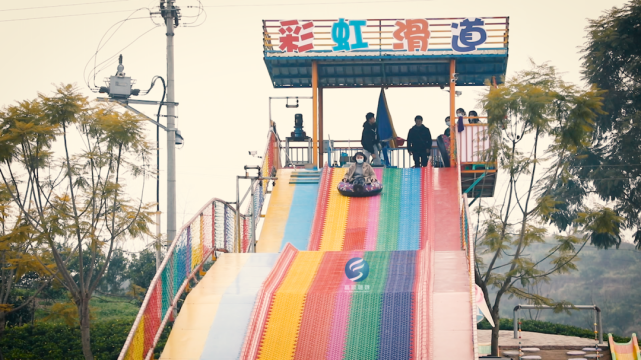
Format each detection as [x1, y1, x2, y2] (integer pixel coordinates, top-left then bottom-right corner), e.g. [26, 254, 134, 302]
[0, 318, 171, 360]
[478, 318, 638, 345]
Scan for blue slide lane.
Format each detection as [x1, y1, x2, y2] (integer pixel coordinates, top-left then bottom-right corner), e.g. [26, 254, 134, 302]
[378, 251, 416, 360]
[397, 169, 422, 250]
[199, 253, 279, 360]
[279, 183, 319, 251]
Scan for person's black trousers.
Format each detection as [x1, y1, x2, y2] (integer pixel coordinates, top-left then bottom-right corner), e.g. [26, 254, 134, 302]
[412, 149, 429, 167]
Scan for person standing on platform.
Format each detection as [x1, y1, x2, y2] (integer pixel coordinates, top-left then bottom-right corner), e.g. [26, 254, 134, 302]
[407, 115, 433, 168]
[361, 112, 382, 166]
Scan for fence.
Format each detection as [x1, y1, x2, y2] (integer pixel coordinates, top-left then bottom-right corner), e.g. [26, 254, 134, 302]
[461, 194, 479, 360]
[118, 128, 281, 360]
[282, 140, 444, 168]
[456, 123, 492, 165]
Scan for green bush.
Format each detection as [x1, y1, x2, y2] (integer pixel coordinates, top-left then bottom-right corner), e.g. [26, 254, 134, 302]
[477, 318, 639, 344]
[0, 318, 172, 360]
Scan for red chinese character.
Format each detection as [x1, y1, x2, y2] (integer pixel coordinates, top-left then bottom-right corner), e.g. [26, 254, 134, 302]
[278, 20, 315, 53]
[393, 19, 430, 51]
[279, 20, 300, 52]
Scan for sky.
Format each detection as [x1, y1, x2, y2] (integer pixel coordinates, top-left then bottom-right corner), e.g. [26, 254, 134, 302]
[0, 0, 630, 251]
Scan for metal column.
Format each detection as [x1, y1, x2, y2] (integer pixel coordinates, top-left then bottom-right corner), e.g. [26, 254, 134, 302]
[164, 0, 177, 245]
[449, 59, 457, 167]
[312, 61, 319, 167]
[319, 87, 324, 167]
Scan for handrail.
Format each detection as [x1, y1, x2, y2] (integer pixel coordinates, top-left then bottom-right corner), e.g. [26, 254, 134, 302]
[461, 194, 479, 359]
[119, 128, 281, 360]
[118, 198, 241, 360]
[513, 304, 603, 344]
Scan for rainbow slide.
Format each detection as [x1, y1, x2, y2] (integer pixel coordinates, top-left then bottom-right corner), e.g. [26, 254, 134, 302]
[159, 166, 474, 359]
[609, 333, 641, 360]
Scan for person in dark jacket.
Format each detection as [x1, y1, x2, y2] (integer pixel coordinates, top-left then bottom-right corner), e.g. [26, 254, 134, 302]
[407, 115, 433, 168]
[361, 112, 382, 166]
[444, 116, 451, 137]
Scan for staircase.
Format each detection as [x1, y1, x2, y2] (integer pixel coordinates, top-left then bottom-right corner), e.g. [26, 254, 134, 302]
[289, 170, 321, 184]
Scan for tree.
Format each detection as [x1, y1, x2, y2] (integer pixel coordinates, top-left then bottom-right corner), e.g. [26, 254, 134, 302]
[475, 62, 622, 356]
[0, 183, 54, 360]
[0, 85, 153, 360]
[551, 0, 641, 247]
[126, 248, 157, 291]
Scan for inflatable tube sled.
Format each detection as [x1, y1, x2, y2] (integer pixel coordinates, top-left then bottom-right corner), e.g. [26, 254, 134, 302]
[436, 135, 451, 168]
[337, 181, 383, 197]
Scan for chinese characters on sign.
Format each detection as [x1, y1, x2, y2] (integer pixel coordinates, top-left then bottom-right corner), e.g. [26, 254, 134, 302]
[451, 18, 488, 52]
[278, 20, 315, 53]
[275, 18, 488, 53]
[393, 19, 430, 51]
[331, 18, 369, 51]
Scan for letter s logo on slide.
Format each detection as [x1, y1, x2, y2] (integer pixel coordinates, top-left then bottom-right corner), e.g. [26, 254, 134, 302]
[345, 257, 369, 282]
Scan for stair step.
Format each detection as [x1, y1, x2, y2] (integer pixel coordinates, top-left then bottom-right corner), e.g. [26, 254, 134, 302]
[291, 173, 321, 177]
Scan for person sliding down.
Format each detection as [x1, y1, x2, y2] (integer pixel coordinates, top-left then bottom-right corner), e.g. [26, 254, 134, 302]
[343, 152, 378, 193]
[407, 115, 432, 168]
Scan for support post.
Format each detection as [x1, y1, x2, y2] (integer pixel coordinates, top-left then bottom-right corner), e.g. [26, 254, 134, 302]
[250, 180, 255, 253]
[596, 306, 603, 344]
[312, 61, 319, 167]
[163, 0, 178, 246]
[235, 175, 240, 253]
[449, 59, 457, 167]
[155, 212, 161, 270]
[319, 87, 324, 167]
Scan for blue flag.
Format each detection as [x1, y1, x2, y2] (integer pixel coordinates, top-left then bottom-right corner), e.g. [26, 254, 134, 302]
[376, 88, 398, 148]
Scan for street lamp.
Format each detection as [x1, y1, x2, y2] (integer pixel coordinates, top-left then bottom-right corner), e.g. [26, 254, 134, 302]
[95, 55, 183, 271]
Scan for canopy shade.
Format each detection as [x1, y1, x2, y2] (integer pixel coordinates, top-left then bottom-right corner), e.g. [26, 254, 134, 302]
[264, 50, 508, 88]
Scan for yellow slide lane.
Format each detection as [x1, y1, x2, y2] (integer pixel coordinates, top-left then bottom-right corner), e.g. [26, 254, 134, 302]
[257, 251, 325, 360]
[160, 254, 250, 360]
[319, 168, 350, 251]
[256, 170, 294, 253]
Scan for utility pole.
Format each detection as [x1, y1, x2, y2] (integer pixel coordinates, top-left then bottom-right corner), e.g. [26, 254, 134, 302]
[162, 0, 179, 246]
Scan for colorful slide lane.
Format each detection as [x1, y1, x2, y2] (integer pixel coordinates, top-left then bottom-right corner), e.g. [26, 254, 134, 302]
[240, 244, 430, 360]
[160, 166, 474, 359]
[256, 170, 319, 253]
[159, 253, 279, 360]
[609, 333, 641, 360]
[258, 166, 428, 253]
[313, 167, 427, 252]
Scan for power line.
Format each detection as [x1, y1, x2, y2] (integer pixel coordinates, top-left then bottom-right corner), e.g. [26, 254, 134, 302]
[204, 0, 433, 7]
[0, 0, 129, 12]
[0, 9, 137, 23]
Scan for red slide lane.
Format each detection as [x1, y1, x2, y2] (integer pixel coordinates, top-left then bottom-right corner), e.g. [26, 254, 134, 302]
[432, 168, 461, 251]
[308, 165, 332, 251]
[342, 197, 368, 251]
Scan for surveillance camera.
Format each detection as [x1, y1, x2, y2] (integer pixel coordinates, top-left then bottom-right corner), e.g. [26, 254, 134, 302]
[455, 91, 462, 96]
[249, 151, 258, 156]
[440, 84, 444, 90]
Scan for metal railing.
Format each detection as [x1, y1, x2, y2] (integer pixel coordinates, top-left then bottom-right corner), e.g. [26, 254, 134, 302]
[118, 199, 246, 360]
[456, 123, 493, 165]
[262, 17, 509, 53]
[461, 194, 479, 360]
[513, 304, 603, 344]
[281, 140, 444, 168]
[118, 129, 282, 360]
